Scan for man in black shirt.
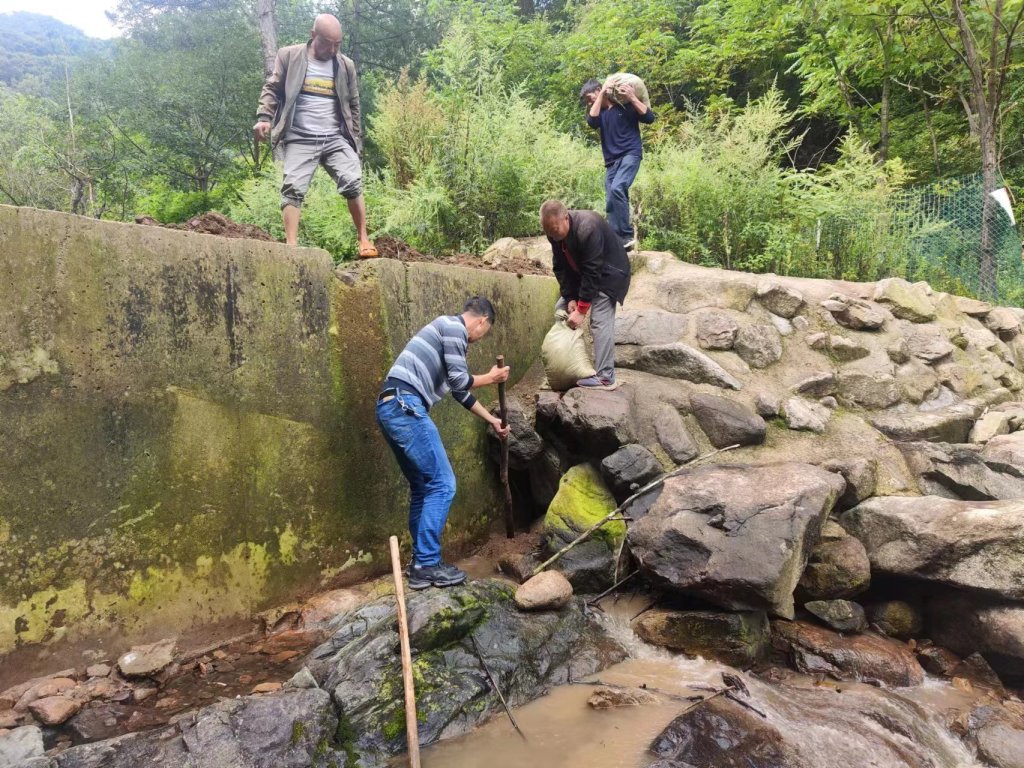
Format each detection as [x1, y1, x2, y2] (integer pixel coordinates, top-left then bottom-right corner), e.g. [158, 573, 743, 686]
[581, 77, 656, 250]
[540, 200, 631, 390]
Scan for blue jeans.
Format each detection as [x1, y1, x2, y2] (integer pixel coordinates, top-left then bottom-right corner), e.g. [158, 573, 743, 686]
[605, 153, 642, 243]
[376, 389, 456, 567]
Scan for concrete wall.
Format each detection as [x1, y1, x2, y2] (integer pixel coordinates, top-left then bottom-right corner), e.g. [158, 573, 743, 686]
[0, 205, 559, 656]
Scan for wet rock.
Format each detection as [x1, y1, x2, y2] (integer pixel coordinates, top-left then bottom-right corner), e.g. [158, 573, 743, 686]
[971, 410, 1013, 443]
[986, 308, 1021, 339]
[897, 441, 1024, 500]
[756, 282, 805, 318]
[693, 310, 738, 350]
[928, 594, 1024, 679]
[308, 580, 625, 765]
[259, 629, 319, 656]
[15, 678, 77, 711]
[868, 601, 922, 640]
[489, 400, 543, 469]
[841, 496, 1024, 599]
[85, 664, 111, 679]
[797, 536, 870, 600]
[974, 710, 1024, 768]
[542, 464, 622, 592]
[820, 295, 887, 331]
[632, 609, 770, 667]
[628, 463, 844, 618]
[782, 397, 831, 433]
[515, 571, 573, 611]
[734, 325, 783, 369]
[600, 444, 663, 501]
[821, 457, 876, 510]
[67, 703, 132, 743]
[772, 620, 924, 686]
[586, 686, 659, 708]
[528, 445, 566, 512]
[907, 326, 955, 363]
[873, 278, 936, 322]
[117, 639, 176, 678]
[251, 682, 283, 694]
[623, 343, 742, 390]
[650, 696, 803, 768]
[546, 387, 636, 456]
[0, 726, 44, 764]
[497, 551, 541, 584]
[654, 405, 699, 464]
[915, 645, 961, 676]
[689, 393, 766, 448]
[829, 335, 871, 362]
[300, 589, 364, 628]
[804, 600, 867, 633]
[952, 653, 1006, 692]
[836, 371, 901, 410]
[28, 695, 82, 725]
[614, 309, 689, 346]
[792, 372, 836, 398]
[869, 406, 977, 444]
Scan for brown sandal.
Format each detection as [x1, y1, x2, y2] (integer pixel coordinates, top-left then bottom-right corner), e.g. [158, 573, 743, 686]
[358, 241, 379, 259]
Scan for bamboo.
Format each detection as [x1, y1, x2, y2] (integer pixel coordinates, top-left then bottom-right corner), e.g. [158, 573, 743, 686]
[389, 536, 421, 768]
[496, 355, 515, 538]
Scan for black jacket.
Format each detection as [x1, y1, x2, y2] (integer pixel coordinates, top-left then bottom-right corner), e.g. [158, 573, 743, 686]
[548, 210, 631, 306]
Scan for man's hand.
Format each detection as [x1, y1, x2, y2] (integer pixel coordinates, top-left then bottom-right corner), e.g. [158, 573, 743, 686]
[618, 83, 636, 102]
[567, 300, 578, 314]
[488, 363, 510, 385]
[490, 416, 511, 440]
[566, 309, 587, 330]
[253, 121, 272, 143]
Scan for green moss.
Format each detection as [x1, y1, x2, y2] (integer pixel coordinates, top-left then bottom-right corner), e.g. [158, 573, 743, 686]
[291, 720, 306, 746]
[333, 711, 361, 766]
[544, 464, 622, 547]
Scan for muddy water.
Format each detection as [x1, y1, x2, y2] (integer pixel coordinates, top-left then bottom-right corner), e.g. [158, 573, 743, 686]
[421, 597, 986, 768]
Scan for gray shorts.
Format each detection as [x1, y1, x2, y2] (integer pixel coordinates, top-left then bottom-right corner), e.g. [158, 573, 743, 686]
[279, 135, 362, 208]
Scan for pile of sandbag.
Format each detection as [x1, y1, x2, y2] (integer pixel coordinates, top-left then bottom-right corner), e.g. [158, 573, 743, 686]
[541, 311, 595, 390]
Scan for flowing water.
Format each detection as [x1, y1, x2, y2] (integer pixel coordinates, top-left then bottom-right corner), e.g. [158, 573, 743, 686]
[420, 595, 986, 768]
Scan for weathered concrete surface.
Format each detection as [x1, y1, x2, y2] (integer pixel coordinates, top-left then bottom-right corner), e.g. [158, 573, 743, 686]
[0, 205, 558, 656]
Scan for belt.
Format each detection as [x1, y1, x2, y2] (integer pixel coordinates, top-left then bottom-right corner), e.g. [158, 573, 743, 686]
[377, 387, 399, 403]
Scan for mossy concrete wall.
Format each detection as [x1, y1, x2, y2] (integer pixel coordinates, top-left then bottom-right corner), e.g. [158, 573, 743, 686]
[0, 205, 559, 656]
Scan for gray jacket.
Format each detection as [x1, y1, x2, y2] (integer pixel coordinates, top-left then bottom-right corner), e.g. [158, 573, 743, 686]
[256, 42, 362, 155]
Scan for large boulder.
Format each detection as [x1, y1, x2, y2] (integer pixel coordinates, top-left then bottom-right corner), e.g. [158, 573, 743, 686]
[306, 580, 625, 765]
[694, 310, 739, 350]
[804, 599, 868, 633]
[797, 534, 871, 600]
[836, 371, 901, 410]
[820, 295, 888, 331]
[0, 727, 44, 765]
[689, 393, 766, 448]
[489, 399, 543, 469]
[627, 463, 845, 618]
[841, 496, 1024, 600]
[733, 325, 783, 369]
[907, 326, 955, 363]
[982, 431, 1024, 470]
[873, 278, 936, 322]
[600, 444, 663, 502]
[545, 387, 635, 456]
[869, 405, 978, 444]
[614, 309, 689, 346]
[622, 343, 742, 389]
[771, 620, 924, 686]
[928, 593, 1024, 679]
[897, 441, 1024, 500]
[756, 282, 805, 318]
[632, 609, 770, 667]
[868, 600, 923, 640]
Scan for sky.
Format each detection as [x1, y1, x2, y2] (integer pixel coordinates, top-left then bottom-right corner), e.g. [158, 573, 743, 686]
[1, 0, 122, 38]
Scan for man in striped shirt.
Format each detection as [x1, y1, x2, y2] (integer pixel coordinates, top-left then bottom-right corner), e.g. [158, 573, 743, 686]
[376, 297, 510, 589]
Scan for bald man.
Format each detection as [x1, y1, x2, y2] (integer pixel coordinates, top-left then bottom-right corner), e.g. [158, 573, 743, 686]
[255, 14, 377, 257]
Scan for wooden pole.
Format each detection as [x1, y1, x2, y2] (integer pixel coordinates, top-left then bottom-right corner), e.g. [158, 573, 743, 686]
[389, 536, 421, 768]
[496, 355, 514, 538]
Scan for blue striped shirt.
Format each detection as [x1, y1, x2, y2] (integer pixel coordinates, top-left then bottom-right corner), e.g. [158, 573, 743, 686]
[386, 315, 476, 411]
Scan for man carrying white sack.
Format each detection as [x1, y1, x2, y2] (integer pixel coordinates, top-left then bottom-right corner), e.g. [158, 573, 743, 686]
[540, 200, 631, 390]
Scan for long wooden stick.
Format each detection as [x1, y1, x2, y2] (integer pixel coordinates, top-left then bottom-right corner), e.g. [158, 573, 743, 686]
[389, 536, 421, 768]
[531, 444, 740, 577]
[496, 355, 514, 538]
[470, 634, 527, 741]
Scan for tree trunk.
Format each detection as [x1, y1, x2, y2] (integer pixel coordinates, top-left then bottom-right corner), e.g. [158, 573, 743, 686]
[979, 120, 1000, 298]
[257, 0, 277, 78]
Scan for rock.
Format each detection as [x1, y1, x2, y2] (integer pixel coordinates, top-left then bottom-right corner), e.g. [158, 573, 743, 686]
[841, 496, 1024, 600]
[689, 393, 766, 448]
[542, 464, 622, 592]
[915, 645, 961, 676]
[301, 589, 365, 628]
[497, 551, 541, 584]
[797, 536, 870, 600]
[821, 458, 876, 510]
[770, 314, 793, 336]
[733, 325, 783, 368]
[614, 309, 689, 346]
[829, 335, 871, 362]
[987, 308, 1021, 338]
[836, 371, 901, 410]
[887, 337, 911, 364]
[956, 296, 993, 317]
[772, 620, 924, 686]
[85, 663, 111, 679]
[971, 411, 1015, 443]
[0, 711, 21, 729]
[600, 444, 663, 502]
[754, 392, 780, 418]
[868, 601, 922, 640]
[623, 343, 742, 390]
[0, 726, 44, 764]
[27, 695, 83, 725]
[547, 387, 635, 456]
[782, 397, 831, 433]
[482, 236, 522, 265]
[628, 463, 845, 618]
[650, 696, 802, 768]
[308, 580, 625, 764]
[586, 686, 658, 708]
[515, 571, 573, 611]
[807, 331, 829, 350]
[869, 405, 978, 444]
[873, 278, 936, 322]
[14, 677, 77, 711]
[117, 639, 176, 678]
[653, 405, 699, 464]
[632, 609, 770, 667]
[907, 326, 955, 363]
[756, 282, 805, 318]
[250, 682, 283, 694]
[819, 396, 838, 409]
[528, 445, 565, 512]
[971, 707, 1024, 768]
[792, 316, 809, 331]
[897, 441, 1024, 501]
[489, 400, 543, 469]
[693, 310, 739, 350]
[804, 600, 867, 633]
[657, 275, 757, 314]
[895, 360, 940, 404]
[792, 372, 836, 398]
[928, 594, 1024, 679]
[821, 295, 888, 331]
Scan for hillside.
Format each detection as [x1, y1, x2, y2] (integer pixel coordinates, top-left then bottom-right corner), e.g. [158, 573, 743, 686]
[0, 12, 110, 90]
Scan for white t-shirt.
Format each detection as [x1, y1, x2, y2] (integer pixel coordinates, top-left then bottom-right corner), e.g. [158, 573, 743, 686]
[288, 55, 341, 137]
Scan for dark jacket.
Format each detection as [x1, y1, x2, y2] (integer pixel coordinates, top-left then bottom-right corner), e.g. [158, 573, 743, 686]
[548, 210, 631, 307]
[256, 42, 362, 154]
